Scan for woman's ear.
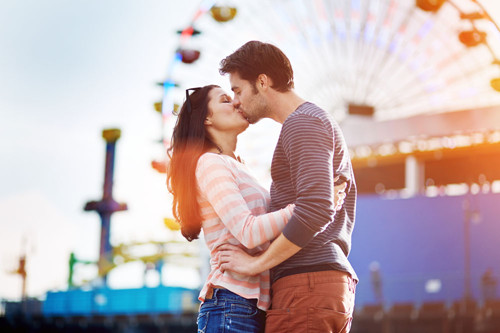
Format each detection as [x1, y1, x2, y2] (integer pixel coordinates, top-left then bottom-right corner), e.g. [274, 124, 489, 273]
[204, 117, 212, 126]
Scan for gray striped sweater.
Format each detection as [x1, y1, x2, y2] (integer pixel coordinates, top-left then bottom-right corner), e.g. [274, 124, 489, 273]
[269, 102, 358, 283]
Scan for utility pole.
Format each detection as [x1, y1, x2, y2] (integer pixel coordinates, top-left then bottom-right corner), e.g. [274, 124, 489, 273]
[16, 254, 27, 300]
[84, 129, 127, 285]
[463, 198, 472, 301]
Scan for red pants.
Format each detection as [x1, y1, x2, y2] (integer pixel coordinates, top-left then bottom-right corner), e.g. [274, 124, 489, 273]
[265, 270, 356, 333]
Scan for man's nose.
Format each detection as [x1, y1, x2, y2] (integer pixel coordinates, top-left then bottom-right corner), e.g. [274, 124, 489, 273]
[232, 98, 240, 109]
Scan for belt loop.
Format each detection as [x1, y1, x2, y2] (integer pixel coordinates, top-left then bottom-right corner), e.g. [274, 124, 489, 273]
[213, 288, 218, 304]
[309, 273, 315, 290]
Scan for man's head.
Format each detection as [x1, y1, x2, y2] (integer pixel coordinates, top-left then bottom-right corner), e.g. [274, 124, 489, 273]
[219, 41, 294, 123]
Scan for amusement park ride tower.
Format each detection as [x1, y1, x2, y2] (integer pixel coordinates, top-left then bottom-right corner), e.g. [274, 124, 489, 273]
[84, 129, 128, 285]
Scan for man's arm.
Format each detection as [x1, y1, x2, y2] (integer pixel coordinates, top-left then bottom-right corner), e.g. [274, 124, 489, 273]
[218, 234, 300, 276]
[218, 180, 347, 276]
[278, 114, 337, 248]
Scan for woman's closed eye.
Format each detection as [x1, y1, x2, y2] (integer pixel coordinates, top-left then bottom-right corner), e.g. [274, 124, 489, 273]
[221, 95, 232, 103]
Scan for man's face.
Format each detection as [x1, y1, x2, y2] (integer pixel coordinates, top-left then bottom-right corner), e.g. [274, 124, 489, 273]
[229, 72, 268, 124]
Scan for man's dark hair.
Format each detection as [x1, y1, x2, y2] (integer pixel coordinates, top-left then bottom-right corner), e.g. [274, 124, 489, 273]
[219, 41, 294, 92]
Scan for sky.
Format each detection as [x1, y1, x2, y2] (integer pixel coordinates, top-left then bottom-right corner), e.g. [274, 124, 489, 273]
[0, 0, 284, 301]
[1, 0, 499, 301]
[0, 0, 212, 300]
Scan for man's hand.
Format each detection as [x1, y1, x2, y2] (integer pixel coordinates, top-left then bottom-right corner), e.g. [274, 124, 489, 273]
[333, 176, 347, 212]
[217, 244, 261, 276]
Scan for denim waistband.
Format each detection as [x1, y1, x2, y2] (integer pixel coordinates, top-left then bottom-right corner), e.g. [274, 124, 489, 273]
[205, 288, 258, 306]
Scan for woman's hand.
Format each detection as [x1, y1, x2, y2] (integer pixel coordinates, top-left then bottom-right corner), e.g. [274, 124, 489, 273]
[217, 243, 262, 276]
[333, 176, 347, 212]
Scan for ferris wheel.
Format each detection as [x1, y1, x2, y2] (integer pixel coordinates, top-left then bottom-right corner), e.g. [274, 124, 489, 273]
[161, 0, 500, 126]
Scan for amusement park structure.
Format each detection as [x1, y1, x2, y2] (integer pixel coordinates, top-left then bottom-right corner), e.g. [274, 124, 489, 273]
[68, 128, 201, 290]
[83, 129, 128, 285]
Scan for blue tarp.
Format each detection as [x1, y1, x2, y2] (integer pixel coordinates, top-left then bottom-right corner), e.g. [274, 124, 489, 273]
[350, 192, 500, 308]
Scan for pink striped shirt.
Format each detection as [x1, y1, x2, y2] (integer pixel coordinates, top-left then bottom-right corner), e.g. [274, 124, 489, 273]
[195, 152, 294, 310]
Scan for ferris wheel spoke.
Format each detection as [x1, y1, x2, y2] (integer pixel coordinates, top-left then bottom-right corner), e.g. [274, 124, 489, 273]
[364, 6, 421, 106]
[380, 60, 492, 115]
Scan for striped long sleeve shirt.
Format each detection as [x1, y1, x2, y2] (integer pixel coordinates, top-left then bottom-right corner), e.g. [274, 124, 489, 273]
[270, 102, 358, 283]
[195, 152, 294, 310]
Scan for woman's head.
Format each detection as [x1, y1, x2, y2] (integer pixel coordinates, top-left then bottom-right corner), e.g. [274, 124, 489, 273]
[170, 85, 248, 152]
[167, 84, 248, 241]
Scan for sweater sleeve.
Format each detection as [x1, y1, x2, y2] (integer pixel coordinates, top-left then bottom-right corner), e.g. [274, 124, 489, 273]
[280, 114, 336, 248]
[196, 154, 294, 249]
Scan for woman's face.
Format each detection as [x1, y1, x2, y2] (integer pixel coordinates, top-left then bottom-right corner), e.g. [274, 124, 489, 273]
[206, 87, 249, 133]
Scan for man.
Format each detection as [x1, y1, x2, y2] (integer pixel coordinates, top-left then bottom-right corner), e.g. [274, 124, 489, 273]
[218, 41, 357, 333]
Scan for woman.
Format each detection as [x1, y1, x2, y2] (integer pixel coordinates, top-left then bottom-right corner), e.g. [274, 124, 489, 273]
[167, 85, 295, 333]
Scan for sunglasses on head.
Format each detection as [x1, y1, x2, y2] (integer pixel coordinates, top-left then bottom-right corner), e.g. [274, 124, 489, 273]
[185, 87, 202, 113]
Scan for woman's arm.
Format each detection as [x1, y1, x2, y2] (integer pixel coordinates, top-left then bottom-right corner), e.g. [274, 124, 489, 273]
[196, 154, 294, 249]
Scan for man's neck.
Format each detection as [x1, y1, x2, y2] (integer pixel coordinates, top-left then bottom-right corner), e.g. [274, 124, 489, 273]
[268, 90, 306, 124]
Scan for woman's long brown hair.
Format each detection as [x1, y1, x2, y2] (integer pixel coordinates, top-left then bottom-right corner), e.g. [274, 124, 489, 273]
[166, 85, 219, 241]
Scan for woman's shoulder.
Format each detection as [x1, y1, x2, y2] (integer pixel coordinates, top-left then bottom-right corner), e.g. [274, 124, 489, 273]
[198, 152, 227, 164]
[196, 152, 231, 174]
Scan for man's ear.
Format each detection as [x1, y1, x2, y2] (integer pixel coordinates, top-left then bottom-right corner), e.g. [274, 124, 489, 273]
[257, 74, 271, 90]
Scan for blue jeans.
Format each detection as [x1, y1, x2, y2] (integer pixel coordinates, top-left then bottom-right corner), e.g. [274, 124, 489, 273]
[197, 288, 266, 333]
